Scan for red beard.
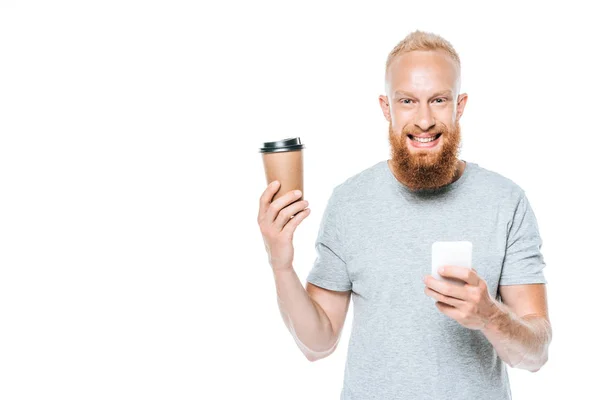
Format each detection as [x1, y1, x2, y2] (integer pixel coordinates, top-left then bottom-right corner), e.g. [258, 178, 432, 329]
[387, 120, 462, 191]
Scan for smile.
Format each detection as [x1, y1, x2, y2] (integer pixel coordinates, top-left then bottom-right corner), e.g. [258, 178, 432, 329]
[407, 133, 442, 148]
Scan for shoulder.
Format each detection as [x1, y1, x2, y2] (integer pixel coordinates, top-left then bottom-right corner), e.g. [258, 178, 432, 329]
[468, 162, 526, 203]
[331, 160, 384, 200]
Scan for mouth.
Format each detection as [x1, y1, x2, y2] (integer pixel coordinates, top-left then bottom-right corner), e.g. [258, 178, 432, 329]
[407, 133, 442, 148]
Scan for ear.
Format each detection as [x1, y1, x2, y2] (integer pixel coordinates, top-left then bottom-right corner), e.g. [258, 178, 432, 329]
[456, 93, 468, 122]
[379, 94, 391, 122]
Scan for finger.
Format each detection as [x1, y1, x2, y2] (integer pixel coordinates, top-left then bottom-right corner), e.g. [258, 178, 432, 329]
[439, 265, 479, 286]
[435, 301, 462, 320]
[264, 185, 302, 224]
[425, 275, 468, 300]
[258, 180, 281, 221]
[265, 189, 304, 224]
[273, 199, 309, 231]
[424, 286, 464, 308]
[282, 207, 311, 236]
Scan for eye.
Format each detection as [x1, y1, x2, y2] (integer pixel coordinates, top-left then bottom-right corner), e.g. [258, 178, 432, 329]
[433, 98, 446, 104]
[399, 99, 413, 104]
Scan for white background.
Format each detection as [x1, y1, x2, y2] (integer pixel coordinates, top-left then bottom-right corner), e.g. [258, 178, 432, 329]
[1, 1, 598, 399]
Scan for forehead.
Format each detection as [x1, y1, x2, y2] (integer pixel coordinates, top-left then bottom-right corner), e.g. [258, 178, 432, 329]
[387, 50, 459, 95]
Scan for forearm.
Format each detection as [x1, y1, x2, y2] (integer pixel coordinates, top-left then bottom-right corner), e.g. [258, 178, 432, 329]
[482, 300, 552, 371]
[272, 267, 337, 359]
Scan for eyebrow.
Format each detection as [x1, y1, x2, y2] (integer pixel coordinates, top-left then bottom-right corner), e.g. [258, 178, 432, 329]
[393, 89, 453, 100]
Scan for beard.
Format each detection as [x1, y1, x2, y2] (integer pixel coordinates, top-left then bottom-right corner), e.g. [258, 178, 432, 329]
[387, 119, 462, 192]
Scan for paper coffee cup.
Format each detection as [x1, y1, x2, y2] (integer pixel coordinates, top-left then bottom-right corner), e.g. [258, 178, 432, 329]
[259, 137, 305, 202]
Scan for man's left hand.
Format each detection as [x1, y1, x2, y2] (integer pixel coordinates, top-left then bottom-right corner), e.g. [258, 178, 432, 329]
[423, 265, 499, 330]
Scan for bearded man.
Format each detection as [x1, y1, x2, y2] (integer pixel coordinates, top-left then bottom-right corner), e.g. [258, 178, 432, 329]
[258, 29, 552, 400]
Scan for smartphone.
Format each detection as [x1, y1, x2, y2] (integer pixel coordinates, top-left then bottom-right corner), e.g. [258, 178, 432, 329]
[431, 241, 473, 286]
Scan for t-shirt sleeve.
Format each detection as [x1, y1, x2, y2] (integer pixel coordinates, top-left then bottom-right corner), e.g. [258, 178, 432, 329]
[499, 191, 547, 286]
[305, 188, 352, 292]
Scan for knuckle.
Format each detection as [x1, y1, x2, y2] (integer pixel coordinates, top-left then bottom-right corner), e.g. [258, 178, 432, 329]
[467, 285, 479, 296]
[279, 208, 293, 220]
[268, 204, 280, 216]
[260, 190, 272, 202]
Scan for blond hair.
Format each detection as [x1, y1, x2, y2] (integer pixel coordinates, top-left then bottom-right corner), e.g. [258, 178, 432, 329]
[385, 30, 461, 90]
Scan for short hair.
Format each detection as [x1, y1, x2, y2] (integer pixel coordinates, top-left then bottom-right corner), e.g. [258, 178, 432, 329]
[385, 30, 461, 92]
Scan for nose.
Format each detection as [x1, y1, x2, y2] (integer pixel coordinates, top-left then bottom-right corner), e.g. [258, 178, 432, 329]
[414, 103, 436, 132]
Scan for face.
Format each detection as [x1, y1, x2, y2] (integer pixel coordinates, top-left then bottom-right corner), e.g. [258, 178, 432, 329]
[379, 50, 468, 191]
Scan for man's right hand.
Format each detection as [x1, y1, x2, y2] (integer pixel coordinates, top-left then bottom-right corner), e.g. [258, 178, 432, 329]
[257, 181, 311, 272]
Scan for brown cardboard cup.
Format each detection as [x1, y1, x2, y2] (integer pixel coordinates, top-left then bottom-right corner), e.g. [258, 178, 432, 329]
[259, 137, 305, 204]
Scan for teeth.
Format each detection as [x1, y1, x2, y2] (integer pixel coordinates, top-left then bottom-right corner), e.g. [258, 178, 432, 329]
[412, 135, 438, 143]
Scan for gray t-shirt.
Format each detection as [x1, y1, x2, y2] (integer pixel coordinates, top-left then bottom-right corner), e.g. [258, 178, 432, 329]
[306, 159, 547, 400]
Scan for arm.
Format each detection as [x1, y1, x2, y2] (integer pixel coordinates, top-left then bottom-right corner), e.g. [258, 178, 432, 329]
[483, 191, 551, 371]
[273, 267, 351, 361]
[424, 267, 552, 372]
[258, 181, 352, 361]
[481, 283, 552, 372]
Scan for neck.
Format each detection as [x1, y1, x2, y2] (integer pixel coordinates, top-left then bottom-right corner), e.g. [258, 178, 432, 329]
[450, 159, 466, 184]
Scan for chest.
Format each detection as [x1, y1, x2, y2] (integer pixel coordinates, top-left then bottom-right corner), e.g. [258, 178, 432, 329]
[343, 198, 508, 303]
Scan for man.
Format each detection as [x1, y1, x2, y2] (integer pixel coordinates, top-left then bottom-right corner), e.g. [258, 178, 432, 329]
[257, 30, 552, 399]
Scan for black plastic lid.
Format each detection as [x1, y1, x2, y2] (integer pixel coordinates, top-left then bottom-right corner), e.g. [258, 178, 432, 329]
[259, 137, 305, 153]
